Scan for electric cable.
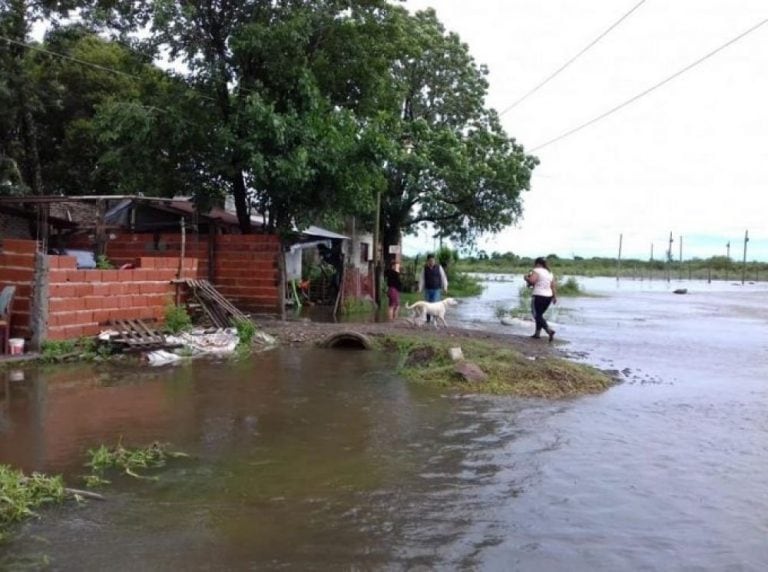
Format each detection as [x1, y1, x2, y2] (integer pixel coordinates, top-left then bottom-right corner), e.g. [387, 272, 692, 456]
[530, 16, 768, 152]
[499, 0, 647, 116]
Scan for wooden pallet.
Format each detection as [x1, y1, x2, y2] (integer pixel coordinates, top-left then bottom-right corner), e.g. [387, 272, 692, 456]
[177, 279, 249, 328]
[109, 319, 174, 352]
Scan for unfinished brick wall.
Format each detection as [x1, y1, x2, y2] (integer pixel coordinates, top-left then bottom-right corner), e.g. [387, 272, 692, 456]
[0, 238, 37, 339]
[214, 235, 281, 313]
[46, 256, 198, 340]
[72, 232, 282, 313]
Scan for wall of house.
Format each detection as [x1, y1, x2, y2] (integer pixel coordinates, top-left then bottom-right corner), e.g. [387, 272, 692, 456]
[46, 256, 197, 340]
[0, 238, 37, 339]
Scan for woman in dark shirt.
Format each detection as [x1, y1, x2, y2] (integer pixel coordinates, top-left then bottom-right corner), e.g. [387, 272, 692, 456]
[385, 261, 403, 321]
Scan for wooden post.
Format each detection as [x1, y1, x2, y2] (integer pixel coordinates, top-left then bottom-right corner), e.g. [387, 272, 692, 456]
[176, 218, 186, 306]
[666, 232, 673, 283]
[679, 235, 683, 280]
[372, 190, 381, 307]
[707, 267, 711, 284]
[278, 241, 287, 321]
[94, 199, 107, 259]
[616, 233, 623, 281]
[29, 252, 50, 352]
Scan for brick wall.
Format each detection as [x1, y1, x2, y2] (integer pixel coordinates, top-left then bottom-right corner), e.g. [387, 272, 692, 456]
[46, 256, 198, 340]
[0, 238, 37, 339]
[71, 232, 281, 313]
[214, 235, 281, 313]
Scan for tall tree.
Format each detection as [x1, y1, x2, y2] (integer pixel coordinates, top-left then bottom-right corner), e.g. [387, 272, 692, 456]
[372, 8, 539, 253]
[0, 0, 79, 194]
[90, 0, 392, 233]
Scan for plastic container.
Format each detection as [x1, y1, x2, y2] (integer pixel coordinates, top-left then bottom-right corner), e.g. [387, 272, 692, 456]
[8, 338, 24, 356]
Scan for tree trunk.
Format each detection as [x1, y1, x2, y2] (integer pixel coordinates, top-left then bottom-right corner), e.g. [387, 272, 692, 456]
[231, 171, 252, 233]
[382, 219, 402, 265]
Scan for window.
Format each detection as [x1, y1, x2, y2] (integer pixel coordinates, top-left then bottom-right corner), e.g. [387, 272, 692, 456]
[360, 242, 370, 263]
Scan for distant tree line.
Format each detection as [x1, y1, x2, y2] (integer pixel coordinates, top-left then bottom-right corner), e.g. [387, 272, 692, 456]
[457, 252, 768, 280]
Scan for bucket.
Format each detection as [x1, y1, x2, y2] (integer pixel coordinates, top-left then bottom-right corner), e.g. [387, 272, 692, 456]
[8, 338, 24, 356]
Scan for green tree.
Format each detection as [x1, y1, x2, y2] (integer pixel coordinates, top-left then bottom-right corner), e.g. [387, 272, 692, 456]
[89, 0, 392, 233]
[370, 9, 538, 252]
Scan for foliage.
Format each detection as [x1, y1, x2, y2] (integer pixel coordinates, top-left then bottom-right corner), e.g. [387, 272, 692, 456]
[85, 440, 188, 482]
[0, 465, 65, 542]
[234, 318, 256, 346]
[40, 339, 77, 360]
[164, 304, 192, 334]
[558, 276, 583, 296]
[95, 254, 114, 269]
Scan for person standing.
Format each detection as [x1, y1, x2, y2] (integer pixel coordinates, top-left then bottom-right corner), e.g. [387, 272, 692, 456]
[418, 254, 448, 322]
[385, 260, 403, 321]
[524, 257, 557, 342]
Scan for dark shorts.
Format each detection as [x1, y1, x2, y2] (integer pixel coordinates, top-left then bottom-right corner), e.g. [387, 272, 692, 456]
[387, 287, 400, 307]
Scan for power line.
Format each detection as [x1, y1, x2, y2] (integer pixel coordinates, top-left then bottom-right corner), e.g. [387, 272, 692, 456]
[499, 0, 647, 116]
[530, 16, 768, 153]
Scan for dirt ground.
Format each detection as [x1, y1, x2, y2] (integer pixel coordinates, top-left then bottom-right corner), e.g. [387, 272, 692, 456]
[259, 316, 558, 359]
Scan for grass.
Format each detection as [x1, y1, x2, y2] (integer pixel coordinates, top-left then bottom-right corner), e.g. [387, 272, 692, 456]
[377, 333, 615, 398]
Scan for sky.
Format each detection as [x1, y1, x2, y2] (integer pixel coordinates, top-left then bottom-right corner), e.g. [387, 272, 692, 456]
[402, 0, 768, 261]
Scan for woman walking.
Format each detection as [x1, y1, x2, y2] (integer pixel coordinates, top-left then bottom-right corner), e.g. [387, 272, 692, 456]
[385, 260, 403, 321]
[524, 257, 558, 342]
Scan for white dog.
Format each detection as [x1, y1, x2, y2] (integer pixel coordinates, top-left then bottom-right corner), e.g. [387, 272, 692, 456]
[406, 297, 458, 328]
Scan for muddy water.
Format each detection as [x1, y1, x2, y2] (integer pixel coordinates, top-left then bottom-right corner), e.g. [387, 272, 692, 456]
[1, 277, 767, 570]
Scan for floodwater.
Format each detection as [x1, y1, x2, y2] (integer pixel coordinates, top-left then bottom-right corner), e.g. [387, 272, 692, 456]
[1, 276, 767, 570]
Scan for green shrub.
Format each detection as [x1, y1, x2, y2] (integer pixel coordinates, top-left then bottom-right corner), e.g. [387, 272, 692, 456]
[95, 255, 114, 269]
[0, 465, 65, 542]
[164, 304, 192, 334]
[234, 318, 256, 346]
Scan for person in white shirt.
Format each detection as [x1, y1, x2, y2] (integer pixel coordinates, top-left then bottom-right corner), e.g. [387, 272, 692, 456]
[524, 257, 558, 342]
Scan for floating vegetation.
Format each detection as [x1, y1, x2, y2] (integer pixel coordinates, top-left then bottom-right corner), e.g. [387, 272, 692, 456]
[85, 440, 189, 483]
[0, 465, 65, 542]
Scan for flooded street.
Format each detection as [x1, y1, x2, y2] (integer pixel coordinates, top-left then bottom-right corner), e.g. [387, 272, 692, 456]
[1, 276, 767, 570]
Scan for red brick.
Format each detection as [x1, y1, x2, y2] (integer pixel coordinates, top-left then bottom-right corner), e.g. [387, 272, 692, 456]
[81, 324, 101, 337]
[116, 269, 134, 281]
[48, 269, 69, 283]
[108, 283, 124, 296]
[1, 238, 38, 254]
[75, 284, 93, 297]
[132, 269, 152, 282]
[101, 270, 119, 281]
[0, 253, 36, 268]
[58, 256, 77, 269]
[85, 297, 103, 310]
[92, 283, 111, 297]
[139, 257, 157, 269]
[0, 268, 33, 282]
[67, 270, 86, 282]
[119, 296, 134, 309]
[49, 284, 76, 297]
[93, 310, 111, 324]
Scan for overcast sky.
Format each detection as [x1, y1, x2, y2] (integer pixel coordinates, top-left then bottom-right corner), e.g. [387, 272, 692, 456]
[403, 0, 768, 261]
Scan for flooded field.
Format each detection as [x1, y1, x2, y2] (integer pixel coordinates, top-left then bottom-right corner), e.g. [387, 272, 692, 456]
[1, 276, 767, 570]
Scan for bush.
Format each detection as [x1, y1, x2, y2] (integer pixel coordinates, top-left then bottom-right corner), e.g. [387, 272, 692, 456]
[234, 318, 256, 346]
[164, 304, 192, 334]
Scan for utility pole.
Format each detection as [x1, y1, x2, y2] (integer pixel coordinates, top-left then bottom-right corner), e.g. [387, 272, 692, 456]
[666, 232, 673, 282]
[725, 241, 730, 282]
[616, 233, 623, 281]
[741, 230, 749, 284]
[679, 235, 683, 280]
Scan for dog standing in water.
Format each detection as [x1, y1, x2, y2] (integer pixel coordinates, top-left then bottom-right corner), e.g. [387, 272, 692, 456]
[406, 297, 458, 328]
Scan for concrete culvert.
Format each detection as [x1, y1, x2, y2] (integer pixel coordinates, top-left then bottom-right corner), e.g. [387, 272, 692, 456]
[320, 331, 374, 350]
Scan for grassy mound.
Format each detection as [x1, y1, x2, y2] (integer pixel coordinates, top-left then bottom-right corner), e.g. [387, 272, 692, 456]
[378, 334, 615, 398]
